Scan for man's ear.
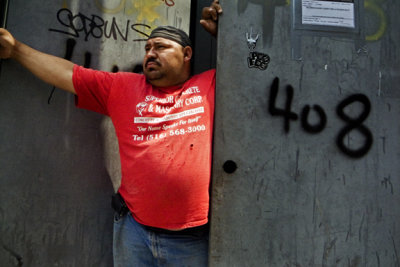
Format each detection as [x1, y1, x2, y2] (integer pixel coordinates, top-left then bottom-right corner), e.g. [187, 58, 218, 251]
[183, 46, 193, 62]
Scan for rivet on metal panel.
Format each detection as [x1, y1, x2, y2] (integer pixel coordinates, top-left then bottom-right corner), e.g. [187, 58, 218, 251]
[223, 160, 237, 174]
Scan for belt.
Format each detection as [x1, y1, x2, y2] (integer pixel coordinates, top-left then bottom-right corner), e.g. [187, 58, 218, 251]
[112, 193, 209, 236]
[143, 223, 209, 237]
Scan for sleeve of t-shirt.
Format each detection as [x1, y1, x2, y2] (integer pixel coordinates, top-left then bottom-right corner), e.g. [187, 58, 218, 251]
[72, 65, 115, 115]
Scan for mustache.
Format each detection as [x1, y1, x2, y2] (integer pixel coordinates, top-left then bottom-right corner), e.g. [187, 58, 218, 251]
[145, 58, 161, 67]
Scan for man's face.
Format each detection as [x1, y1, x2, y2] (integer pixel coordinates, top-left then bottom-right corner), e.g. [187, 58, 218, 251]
[142, 37, 190, 87]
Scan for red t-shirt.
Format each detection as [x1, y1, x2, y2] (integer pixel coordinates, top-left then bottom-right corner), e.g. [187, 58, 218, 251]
[73, 65, 215, 229]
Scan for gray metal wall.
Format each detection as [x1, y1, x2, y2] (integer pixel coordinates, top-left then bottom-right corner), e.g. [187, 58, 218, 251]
[210, 0, 400, 266]
[0, 0, 193, 266]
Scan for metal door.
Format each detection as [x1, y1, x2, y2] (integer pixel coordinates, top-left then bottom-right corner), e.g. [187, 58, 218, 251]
[0, 0, 191, 265]
[210, 0, 400, 266]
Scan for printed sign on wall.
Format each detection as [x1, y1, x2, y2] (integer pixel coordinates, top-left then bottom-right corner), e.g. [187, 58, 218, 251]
[302, 0, 355, 28]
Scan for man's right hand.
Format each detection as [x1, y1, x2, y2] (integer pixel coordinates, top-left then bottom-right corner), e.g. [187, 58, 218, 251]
[0, 27, 76, 94]
[0, 28, 16, 59]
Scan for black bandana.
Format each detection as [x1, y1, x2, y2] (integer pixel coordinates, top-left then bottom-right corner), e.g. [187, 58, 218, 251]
[148, 26, 192, 47]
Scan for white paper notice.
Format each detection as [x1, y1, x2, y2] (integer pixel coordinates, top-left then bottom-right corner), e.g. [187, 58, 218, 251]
[302, 0, 355, 28]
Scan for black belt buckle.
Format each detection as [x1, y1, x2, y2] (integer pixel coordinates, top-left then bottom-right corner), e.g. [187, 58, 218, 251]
[111, 193, 129, 217]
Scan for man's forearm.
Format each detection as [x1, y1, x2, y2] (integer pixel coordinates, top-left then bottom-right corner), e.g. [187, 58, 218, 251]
[11, 40, 76, 94]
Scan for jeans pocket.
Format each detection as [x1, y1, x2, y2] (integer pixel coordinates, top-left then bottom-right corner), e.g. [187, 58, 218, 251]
[114, 212, 127, 223]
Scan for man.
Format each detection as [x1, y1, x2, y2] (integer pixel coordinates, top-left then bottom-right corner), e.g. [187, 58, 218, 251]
[0, 0, 222, 266]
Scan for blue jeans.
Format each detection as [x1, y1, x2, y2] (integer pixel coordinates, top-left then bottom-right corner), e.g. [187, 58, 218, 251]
[113, 212, 209, 267]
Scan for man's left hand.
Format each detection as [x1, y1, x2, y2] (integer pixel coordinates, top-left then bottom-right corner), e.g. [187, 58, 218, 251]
[200, 0, 223, 37]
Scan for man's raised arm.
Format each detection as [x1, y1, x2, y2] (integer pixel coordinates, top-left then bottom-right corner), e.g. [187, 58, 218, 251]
[0, 28, 76, 94]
